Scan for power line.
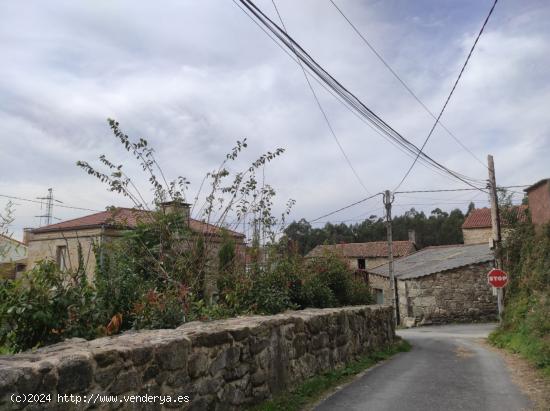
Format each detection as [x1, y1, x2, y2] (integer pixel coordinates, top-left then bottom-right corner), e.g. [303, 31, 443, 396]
[395, 184, 522, 194]
[232, 0, 467, 186]
[236, 0, 486, 192]
[329, 0, 487, 169]
[311, 192, 383, 222]
[270, 0, 370, 194]
[0, 193, 102, 213]
[308, 183, 523, 224]
[393, 0, 499, 192]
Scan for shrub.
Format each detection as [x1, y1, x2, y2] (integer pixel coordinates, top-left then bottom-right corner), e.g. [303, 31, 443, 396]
[131, 287, 190, 330]
[304, 253, 371, 306]
[248, 270, 297, 314]
[299, 275, 336, 308]
[490, 221, 550, 376]
[0, 260, 103, 352]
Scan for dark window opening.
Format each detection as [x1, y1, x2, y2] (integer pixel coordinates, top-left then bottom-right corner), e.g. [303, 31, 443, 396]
[358, 258, 366, 270]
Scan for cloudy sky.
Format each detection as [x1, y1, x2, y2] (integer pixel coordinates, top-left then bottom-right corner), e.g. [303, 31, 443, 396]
[1, 0, 549, 240]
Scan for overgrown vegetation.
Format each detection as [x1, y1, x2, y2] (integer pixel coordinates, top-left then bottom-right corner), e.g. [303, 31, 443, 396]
[0, 120, 372, 353]
[489, 206, 550, 378]
[249, 339, 411, 411]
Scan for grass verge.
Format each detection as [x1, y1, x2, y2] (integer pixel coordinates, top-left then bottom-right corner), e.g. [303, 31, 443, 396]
[488, 294, 550, 379]
[249, 338, 411, 411]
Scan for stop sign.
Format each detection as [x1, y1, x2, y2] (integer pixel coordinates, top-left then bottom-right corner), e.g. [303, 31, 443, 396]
[488, 268, 508, 288]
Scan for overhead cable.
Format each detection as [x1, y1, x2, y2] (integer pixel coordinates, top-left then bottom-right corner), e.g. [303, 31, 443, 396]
[0, 193, 102, 213]
[236, 0, 486, 192]
[270, 0, 370, 194]
[392, 0, 499, 192]
[232, 0, 480, 186]
[329, 0, 487, 169]
[310, 192, 383, 222]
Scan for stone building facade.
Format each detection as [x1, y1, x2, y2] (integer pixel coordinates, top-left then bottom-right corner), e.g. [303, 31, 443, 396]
[307, 237, 417, 271]
[395, 261, 496, 325]
[462, 206, 528, 245]
[368, 243, 497, 326]
[367, 272, 393, 305]
[0, 234, 27, 279]
[462, 226, 493, 245]
[25, 204, 245, 290]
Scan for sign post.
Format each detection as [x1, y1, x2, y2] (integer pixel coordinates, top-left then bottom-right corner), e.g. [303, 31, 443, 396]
[488, 268, 508, 321]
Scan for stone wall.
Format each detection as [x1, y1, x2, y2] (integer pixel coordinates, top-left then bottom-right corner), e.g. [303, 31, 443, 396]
[396, 262, 497, 325]
[0, 306, 394, 410]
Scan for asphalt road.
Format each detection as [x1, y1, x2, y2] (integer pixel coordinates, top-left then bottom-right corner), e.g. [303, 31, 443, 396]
[315, 323, 532, 411]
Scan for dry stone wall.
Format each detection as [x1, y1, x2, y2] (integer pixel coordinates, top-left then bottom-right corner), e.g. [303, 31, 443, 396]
[0, 306, 394, 410]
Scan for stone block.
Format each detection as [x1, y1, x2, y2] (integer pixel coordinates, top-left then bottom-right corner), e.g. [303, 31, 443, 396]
[188, 352, 209, 379]
[155, 340, 188, 371]
[111, 369, 140, 394]
[57, 357, 93, 394]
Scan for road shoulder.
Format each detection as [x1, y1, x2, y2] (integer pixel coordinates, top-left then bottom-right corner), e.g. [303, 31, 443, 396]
[480, 339, 550, 410]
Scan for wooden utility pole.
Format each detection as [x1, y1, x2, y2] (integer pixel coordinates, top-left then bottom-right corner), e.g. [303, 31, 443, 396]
[384, 190, 397, 326]
[488, 154, 504, 322]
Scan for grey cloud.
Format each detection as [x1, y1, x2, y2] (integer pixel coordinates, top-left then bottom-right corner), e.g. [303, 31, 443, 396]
[1, 0, 549, 238]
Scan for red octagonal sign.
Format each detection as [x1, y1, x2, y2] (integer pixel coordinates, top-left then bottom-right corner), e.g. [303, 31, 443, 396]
[488, 268, 508, 288]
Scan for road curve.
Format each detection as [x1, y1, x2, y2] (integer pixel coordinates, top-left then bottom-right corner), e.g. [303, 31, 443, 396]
[315, 324, 532, 411]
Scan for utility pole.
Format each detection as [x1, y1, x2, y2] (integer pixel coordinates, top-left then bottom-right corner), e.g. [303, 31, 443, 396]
[384, 190, 397, 326]
[488, 155, 504, 322]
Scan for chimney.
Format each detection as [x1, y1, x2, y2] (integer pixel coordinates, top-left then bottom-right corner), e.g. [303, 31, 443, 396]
[408, 229, 417, 245]
[23, 228, 33, 245]
[160, 200, 191, 226]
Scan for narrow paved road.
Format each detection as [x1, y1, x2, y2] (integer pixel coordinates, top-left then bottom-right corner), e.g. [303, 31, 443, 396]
[315, 324, 532, 411]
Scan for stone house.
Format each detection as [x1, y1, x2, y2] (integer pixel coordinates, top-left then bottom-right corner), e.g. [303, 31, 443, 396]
[25, 203, 245, 288]
[462, 206, 528, 245]
[524, 178, 550, 231]
[0, 234, 27, 279]
[306, 237, 417, 271]
[368, 243, 497, 325]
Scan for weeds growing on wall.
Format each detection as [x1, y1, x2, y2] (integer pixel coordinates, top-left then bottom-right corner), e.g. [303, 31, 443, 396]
[0, 120, 372, 352]
[489, 215, 550, 377]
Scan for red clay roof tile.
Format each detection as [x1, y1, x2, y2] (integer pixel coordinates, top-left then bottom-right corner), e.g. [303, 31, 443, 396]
[31, 208, 244, 238]
[306, 241, 416, 258]
[461, 206, 528, 229]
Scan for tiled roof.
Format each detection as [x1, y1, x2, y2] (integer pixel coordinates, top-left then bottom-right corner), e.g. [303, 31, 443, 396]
[368, 243, 493, 280]
[306, 241, 416, 259]
[462, 206, 528, 229]
[31, 208, 244, 238]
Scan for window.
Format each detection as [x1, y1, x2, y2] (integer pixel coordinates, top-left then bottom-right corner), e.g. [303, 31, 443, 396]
[56, 245, 67, 271]
[374, 288, 384, 304]
[357, 258, 366, 270]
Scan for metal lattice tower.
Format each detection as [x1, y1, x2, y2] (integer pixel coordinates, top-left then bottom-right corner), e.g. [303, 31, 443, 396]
[37, 188, 54, 226]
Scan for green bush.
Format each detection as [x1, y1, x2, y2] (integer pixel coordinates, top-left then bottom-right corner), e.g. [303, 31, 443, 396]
[489, 222, 550, 377]
[299, 275, 336, 308]
[304, 253, 372, 306]
[0, 260, 103, 352]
